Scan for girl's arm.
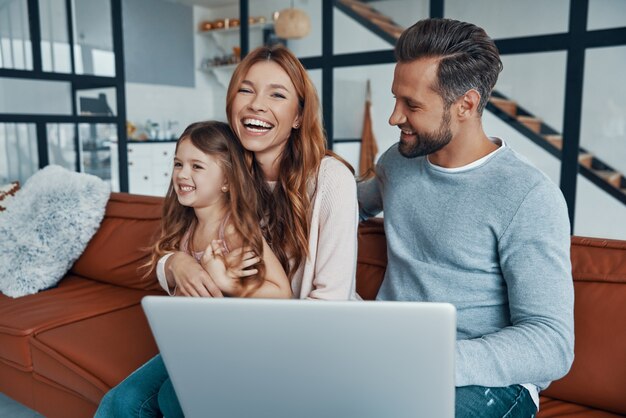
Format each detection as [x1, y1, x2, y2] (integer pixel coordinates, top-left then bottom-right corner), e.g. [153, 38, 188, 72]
[201, 236, 291, 299]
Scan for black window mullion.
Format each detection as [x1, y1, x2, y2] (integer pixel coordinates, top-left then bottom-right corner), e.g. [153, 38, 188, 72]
[430, 0, 444, 18]
[111, 0, 128, 192]
[26, 0, 42, 72]
[323, 0, 333, 149]
[560, 0, 590, 231]
[240, 0, 249, 57]
[66, 0, 76, 75]
[35, 121, 48, 168]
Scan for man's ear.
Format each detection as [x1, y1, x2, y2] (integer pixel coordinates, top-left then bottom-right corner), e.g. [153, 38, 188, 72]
[457, 89, 481, 120]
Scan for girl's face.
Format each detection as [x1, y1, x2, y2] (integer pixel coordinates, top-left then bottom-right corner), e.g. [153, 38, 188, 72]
[173, 138, 226, 209]
[230, 61, 301, 163]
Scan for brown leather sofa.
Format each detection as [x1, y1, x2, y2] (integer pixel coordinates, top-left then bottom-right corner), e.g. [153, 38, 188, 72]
[0, 193, 624, 417]
[0, 193, 166, 417]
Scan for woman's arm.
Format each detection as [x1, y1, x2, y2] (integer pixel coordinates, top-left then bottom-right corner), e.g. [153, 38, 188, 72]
[243, 236, 292, 298]
[307, 158, 359, 300]
[157, 251, 224, 297]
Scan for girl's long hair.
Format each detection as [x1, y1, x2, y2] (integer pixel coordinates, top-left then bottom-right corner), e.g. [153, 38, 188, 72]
[226, 45, 337, 279]
[144, 121, 265, 285]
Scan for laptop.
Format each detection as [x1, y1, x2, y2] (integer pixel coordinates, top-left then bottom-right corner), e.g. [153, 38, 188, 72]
[142, 297, 456, 418]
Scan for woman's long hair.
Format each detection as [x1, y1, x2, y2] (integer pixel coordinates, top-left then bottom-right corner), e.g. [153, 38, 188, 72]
[226, 45, 330, 279]
[144, 121, 265, 285]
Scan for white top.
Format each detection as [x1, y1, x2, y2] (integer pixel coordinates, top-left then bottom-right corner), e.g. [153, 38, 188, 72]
[157, 156, 359, 300]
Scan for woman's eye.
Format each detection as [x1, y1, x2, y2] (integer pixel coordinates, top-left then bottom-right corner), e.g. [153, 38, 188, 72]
[173, 162, 182, 167]
[238, 88, 252, 94]
[193, 164, 203, 169]
[272, 93, 286, 99]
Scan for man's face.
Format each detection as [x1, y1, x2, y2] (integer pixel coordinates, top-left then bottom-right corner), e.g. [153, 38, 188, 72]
[389, 58, 453, 158]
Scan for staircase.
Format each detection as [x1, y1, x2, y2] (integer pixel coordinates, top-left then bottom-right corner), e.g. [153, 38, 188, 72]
[334, 0, 626, 205]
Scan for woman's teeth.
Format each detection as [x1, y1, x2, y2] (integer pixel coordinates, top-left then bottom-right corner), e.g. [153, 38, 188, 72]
[243, 118, 273, 132]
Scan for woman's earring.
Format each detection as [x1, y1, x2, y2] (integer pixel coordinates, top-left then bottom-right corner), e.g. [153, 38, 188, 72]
[221, 185, 228, 193]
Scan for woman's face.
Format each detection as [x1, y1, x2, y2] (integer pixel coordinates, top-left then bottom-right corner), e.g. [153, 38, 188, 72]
[230, 61, 301, 164]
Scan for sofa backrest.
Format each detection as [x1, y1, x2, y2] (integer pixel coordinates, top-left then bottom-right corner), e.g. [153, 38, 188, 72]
[541, 236, 626, 415]
[356, 218, 387, 300]
[71, 193, 165, 291]
[355, 220, 626, 415]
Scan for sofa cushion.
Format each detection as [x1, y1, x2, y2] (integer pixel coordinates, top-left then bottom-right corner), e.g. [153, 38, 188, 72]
[356, 218, 387, 300]
[0, 275, 158, 369]
[0, 166, 110, 298]
[538, 396, 623, 417]
[71, 193, 164, 291]
[31, 304, 159, 404]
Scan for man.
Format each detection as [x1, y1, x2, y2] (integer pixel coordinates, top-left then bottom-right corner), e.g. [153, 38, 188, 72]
[358, 18, 574, 417]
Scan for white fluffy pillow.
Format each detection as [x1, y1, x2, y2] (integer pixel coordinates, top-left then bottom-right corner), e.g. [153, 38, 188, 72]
[0, 165, 110, 298]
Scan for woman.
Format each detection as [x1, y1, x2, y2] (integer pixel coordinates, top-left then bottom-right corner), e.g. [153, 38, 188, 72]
[96, 45, 358, 418]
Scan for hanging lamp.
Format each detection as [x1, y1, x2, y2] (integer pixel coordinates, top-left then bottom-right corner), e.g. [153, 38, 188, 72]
[274, 1, 311, 39]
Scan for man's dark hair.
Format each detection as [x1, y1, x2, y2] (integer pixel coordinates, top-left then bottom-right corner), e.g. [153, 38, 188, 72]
[395, 18, 503, 114]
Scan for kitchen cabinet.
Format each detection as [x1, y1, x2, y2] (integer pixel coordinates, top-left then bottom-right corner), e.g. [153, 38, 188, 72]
[127, 141, 176, 196]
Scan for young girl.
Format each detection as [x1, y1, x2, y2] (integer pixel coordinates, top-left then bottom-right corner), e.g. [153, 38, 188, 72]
[95, 121, 291, 418]
[152, 120, 290, 298]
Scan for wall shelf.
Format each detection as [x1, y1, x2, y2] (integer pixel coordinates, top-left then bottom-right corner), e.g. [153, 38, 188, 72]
[197, 22, 272, 37]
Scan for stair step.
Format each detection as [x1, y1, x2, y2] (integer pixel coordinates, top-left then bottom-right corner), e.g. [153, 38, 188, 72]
[340, 0, 395, 24]
[594, 170, 623, 188]
[370, 18, 404, 38]
[579, 153, 593, 168]
[517, 116, 542, 134]
[490, 97, 517, 117]
[544, 134, 563, 150]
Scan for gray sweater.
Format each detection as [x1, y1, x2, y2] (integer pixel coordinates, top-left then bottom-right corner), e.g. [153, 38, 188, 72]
[358, 142, 574, 389]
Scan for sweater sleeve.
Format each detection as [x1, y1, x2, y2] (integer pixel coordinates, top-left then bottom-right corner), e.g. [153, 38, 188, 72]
[307, 160, 359, 300]
[456, 180, 574, 388]
[156, 252, 176, 295]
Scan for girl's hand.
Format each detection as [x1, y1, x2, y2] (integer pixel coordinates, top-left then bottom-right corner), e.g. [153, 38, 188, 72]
[200, 240, 261, 296]
[224, 246, 261, 279]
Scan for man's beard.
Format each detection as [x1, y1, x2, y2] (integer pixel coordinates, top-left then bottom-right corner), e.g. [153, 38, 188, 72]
[398, 108, 453, 159]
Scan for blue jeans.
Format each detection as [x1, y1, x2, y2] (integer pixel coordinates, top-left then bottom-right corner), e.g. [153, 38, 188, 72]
[456, 385, 537, 418]
[94, 354, 184, 418]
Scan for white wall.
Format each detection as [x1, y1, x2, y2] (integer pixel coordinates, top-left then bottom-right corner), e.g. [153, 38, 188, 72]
[0, 78, 72, 115]
[124, 3, 235, 138]
[368, 0, 428, 29]
[445, 0, 570, 39]
[588, 0, 626, 30]
[333, 63, 397, 171]
[333, 8, 392, 54]
[581, 45, 626, 174]
[497, 51, 567, 132]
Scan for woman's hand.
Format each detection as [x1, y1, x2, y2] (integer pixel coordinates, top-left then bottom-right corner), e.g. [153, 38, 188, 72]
[200, 240, 261, 297]
[166, 251, 223, 297]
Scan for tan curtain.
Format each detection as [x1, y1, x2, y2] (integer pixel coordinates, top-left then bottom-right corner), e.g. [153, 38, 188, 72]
[359, 80, 378, 179]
